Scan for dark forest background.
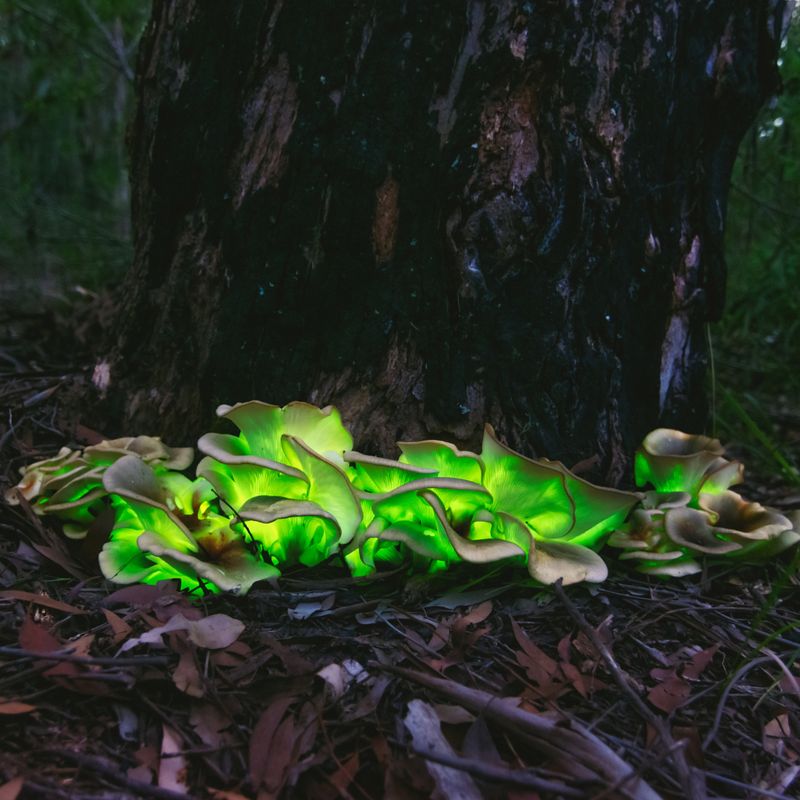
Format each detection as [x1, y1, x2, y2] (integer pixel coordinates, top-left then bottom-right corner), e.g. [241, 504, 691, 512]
[1, 0, 798, 481]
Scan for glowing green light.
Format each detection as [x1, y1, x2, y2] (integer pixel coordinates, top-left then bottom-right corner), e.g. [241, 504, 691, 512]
[13, 406, 796, 593]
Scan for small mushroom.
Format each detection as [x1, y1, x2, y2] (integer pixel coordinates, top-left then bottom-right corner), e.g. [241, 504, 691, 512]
[634, 428, 743, 496]
[697, 491, 792, 543]
[663, 506, 742, 554]
[99, 455, 277, 594]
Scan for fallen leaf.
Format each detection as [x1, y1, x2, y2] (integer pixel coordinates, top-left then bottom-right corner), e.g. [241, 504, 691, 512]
[120, 613, 244, 652]
[424, 585, 508, 610]
[672, 726, 705, 768]
[573, 615, 614, 661]
[249, 695, 295, 790]
[113, 704, 139, 742]
[0, 590, 87, 615]
[0, 777, 24, 800]
[18, 615, 81, 679]
[209, 789, 251, 800]
[682, 643, 720, 680]
[104, 583, 179, 607]
[317, 660, 367, 700]
[103, 608, 132, 645]
[647, 669, 691, 713]
[0, 701, 36, 715]
[18, 614, 61, 654]
[404, 699, 482, 800]
[158, 724, 189, 793]
[172, 640, 204, 697]
[190, 703, 234, 749]
[329, 753, 359, 796]
[763, 714, 796, 760]
[433, 704, 476, 725]
[288, 592, 335, 620]
[462, 716, 503, 766]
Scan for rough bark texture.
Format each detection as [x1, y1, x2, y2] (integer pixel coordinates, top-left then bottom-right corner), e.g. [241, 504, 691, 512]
[98, 0, 790, 483]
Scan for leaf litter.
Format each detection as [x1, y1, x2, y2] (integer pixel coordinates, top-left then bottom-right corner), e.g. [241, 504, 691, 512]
[0, 314, 799, 798]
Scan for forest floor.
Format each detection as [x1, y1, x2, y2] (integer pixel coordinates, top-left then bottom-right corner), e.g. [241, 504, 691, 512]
[0, 303, 798, 800]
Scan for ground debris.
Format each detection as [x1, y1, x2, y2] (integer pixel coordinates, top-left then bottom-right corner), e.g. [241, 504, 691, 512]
[0, 313, 798, 798]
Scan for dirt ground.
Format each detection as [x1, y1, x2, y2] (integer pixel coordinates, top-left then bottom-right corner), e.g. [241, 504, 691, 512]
[0, 305, 798, 800]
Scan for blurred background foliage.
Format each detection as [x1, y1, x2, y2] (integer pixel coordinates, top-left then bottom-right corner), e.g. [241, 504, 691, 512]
[0, 1, 796, 480]
[713, 17, 800, 484]
[0, 0, 146, 307]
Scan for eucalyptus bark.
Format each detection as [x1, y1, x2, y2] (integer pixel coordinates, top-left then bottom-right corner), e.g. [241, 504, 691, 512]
[98, 0, 790, 482]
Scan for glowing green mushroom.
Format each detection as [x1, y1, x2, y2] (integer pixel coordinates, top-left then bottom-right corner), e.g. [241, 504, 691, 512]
[468, 508, 608, 585]
[697, 491, 792, 543]
[99, 455, 277, 594]
[3, 446, 84, 503]
[608, 485, 796, 577]
[634, 428, 743, 497]
[84, 436, 193, 470]
[481, 426, 639, 546]
[398, 440, 483, 484]
[345, 452, 437, 494]
[198, 401, 353, 470]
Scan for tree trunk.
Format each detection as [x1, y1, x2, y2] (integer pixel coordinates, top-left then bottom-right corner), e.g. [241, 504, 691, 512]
[96, 0, 789, 483]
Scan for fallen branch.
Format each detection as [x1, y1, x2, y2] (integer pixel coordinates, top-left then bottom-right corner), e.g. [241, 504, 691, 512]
[44, 749, 190, 800]
[409, 745, 586, 796]
[0, 646, 170, 666]
[552, 580, 706, 800]
[377, 663, 660, 800]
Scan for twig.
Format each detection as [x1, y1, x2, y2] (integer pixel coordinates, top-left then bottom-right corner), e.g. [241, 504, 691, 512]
[703, 770, 797, 800]
[410, 746, 585, 796]
[375, 662, 661, 800]
[44, 749, 190, 799]
[0, 646, 170, 666]
[702, 655, 774, 749]
[551, 580, 705, 800]
[762, 648, 800, 697]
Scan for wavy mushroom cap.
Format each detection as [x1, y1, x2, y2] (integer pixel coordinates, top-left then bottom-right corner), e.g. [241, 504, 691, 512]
[698, 491, 792, 542]
[641, 429, 725, 458]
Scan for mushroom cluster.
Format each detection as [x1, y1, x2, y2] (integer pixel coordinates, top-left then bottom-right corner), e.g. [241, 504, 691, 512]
[608, 429, 799, 575]
[6, 408, 798, 594]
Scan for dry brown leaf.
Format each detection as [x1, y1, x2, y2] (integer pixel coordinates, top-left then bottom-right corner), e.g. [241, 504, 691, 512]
[0, 777, 24, 800]
[647, 669, 691, 713]
[328, 752, 359, 796]
[102, 608, 132, 645]
[18, 614, 81, 680]
[433, 704, 476, 725]
[190, 703, 234, 749]
[121, 613, 244, 652]
[249, 695, 295, 790]
[682, 643, 720, 680]
[209, 789, 251, 800]
[172, 640, 205, 697]
[672, 726, 705, 768]
[0, 589, 87, 615]
[763, 714, 796, 761]
[0, 701, 36, 715]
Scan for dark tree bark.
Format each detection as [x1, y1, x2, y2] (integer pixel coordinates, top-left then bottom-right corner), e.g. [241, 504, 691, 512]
[95, 0, 790, 483]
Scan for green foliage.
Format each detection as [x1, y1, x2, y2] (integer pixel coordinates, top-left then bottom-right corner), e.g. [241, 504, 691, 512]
[0, 0, 147, 301]
[7, 403, 799, 595]
[715, 17, 800, 478]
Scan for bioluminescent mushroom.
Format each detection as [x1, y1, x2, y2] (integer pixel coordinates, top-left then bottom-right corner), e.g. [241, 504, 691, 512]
[634, 428, 743, 497]
[99, 455, 278, 594]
